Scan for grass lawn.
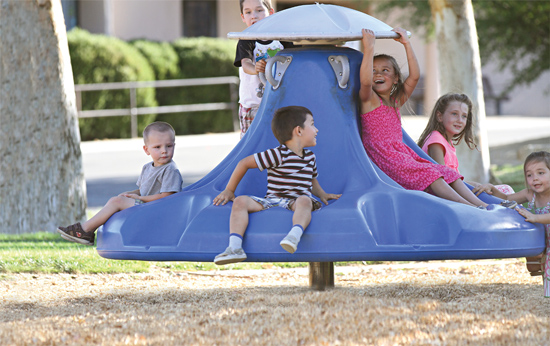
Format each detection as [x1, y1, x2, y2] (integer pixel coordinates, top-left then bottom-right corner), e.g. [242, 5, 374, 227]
[491, 163, 525, 193]
[0, 165, 526, 275]
[0, 232, 321, 274]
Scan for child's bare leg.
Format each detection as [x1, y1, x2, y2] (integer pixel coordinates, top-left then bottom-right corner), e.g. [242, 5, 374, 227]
[82, 196, 135, 232]
[449, 179, 489, 208]
[281, 196, 313, 254]
[229, 196, 263, 237]
[215, 196, 262, 265]
[429, 178, 479, 207]
[291, 196, 313, 229]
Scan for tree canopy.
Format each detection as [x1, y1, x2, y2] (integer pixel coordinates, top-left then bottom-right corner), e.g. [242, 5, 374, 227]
[375, 0, 550, 96]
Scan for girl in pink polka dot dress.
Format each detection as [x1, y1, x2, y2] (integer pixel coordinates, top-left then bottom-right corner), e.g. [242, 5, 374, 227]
[358, 28, 492, 209]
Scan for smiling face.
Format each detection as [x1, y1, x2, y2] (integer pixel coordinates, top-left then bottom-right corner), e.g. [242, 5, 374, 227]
[437, 101, 469, 142]
[143, 130, 175, 167]
[299, 113, 318, 147]
[241, 0, 273, 27]
[524, 160, 550, 195]
[372, 56, 398, 94]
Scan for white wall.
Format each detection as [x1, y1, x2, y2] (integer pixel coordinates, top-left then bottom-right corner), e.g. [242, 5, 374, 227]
[111, 0, 182, 41]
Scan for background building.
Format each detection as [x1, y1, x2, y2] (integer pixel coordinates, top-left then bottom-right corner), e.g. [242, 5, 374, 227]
[61, 0, 549, 117]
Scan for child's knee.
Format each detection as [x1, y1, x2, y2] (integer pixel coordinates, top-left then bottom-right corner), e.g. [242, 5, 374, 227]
[295, 196, 312, 210]
[107, 195, 131, 208]
[232, 196, 251, 210]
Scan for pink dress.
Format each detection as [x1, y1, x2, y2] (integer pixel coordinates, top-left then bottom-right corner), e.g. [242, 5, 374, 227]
[527, 195, 550, 298]
[421, 130, 515, 195]
[361, 101, 462, 191]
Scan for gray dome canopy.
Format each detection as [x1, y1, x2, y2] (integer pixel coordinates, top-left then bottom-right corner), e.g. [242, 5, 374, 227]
[227, 3, 407, 45]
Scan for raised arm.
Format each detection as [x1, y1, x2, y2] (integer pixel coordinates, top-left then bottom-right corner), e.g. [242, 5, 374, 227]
[213, 155, 258, 206]
[393, 27, 420, 107]
[359, 29, 378, 114]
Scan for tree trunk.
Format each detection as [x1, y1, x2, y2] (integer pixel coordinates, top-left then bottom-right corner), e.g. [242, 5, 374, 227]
[0, 0, 86, 234]
[429, 0, 491, 183]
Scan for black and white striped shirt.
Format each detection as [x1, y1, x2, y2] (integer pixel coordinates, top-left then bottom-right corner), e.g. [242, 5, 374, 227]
[254, 145, 318, 199]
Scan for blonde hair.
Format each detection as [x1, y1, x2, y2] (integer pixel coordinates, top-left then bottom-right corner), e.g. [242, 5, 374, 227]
[417, 93, 477, 150]
[143, 121, 175, 144]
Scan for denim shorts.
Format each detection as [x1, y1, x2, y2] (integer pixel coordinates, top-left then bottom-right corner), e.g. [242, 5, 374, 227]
[249, 196, 321, 211]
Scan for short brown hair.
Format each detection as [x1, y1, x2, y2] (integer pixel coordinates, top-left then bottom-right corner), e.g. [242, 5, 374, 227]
[143, 121, 175, 144]
[239, 0, 273, 13]
[271, 106, 311, 144]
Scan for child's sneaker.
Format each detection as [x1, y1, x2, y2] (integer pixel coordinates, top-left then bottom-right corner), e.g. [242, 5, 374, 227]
[214, 247, 247, 265]
[500, 200, 517, 209]
[280, 234, 299, 254]
[57, 223, 95, 246]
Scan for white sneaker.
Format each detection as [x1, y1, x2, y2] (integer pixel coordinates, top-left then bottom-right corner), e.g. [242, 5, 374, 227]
[214, 247, 247, 265]
[280, 234, 299, 254]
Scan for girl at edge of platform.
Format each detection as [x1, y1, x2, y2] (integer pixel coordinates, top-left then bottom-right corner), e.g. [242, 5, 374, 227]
[474, 151, 550, 296]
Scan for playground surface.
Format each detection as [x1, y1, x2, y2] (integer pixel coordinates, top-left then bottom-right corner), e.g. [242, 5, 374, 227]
[1, 260, 547, 345]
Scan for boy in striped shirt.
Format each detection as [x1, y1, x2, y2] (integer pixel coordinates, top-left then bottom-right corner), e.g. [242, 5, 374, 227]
[212, 106, 341, 265]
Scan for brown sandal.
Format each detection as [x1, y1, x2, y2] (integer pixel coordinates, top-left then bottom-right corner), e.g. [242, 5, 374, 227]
[525, 254, 543, 276]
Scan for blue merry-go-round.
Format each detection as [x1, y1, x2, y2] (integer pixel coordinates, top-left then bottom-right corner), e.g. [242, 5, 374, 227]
[96, 4, 544, 289]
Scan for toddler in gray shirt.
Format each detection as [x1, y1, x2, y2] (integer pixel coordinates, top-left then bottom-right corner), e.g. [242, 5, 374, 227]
[57, 122, 182, 246]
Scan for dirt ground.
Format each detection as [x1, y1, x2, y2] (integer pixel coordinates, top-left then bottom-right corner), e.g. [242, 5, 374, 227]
[0, 259, 548, 346]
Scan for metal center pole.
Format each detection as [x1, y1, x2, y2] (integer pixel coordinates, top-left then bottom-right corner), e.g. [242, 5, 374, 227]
[308, 262, 334, 290]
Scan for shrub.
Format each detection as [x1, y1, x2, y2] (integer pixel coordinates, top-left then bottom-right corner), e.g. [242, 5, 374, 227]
[130, 39, 180, 80]
[68, 28, 157, 140]
[154, 37, 238, 135]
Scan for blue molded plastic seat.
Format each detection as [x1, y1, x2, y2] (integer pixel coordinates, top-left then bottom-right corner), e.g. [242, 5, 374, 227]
[97, 46, 544, 262]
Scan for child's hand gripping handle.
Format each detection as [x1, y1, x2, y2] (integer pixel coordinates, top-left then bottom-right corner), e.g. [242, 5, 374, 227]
[258, 55, 291, 89]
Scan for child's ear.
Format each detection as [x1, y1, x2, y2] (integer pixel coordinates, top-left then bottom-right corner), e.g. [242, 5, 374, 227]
[143, 145, 151, 156]
[436, 111, 443, 122]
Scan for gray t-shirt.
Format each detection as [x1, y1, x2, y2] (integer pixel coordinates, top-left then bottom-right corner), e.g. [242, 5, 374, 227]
[137, 160, 183, 197]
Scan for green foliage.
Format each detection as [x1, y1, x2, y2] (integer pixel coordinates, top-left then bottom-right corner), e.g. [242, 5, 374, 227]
[373, 0, 550, 95]
[68, 28, 157, 140]
[69, 31, 239, 139]
[130, 39, 180, 80]
[475, 1, 550, 94]
[491, 164, 526, 193]
[374, 0, 433, 39]
[155, 37, 238, 135]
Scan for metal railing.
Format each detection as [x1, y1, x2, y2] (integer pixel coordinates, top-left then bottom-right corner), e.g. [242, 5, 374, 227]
[75, 76, 240, 138]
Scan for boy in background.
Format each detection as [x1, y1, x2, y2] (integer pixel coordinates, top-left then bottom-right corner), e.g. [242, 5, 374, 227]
[57, 122, 183, 245]
[235, 0, 293, 138]
[212, 106, 341, 265]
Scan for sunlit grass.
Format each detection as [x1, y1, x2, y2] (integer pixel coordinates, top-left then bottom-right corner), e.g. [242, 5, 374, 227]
[491, 163, 525, 193]
[0, 232, 322, 274]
